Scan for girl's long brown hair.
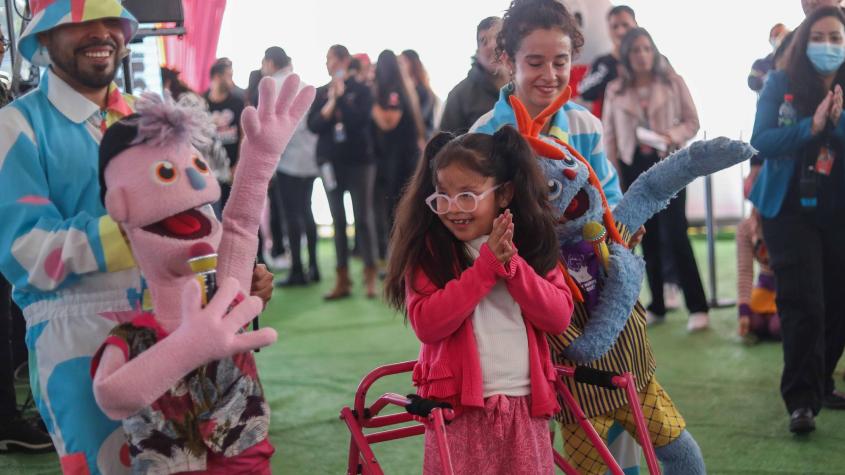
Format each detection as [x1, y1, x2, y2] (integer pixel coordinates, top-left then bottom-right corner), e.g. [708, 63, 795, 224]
[384, 126, 559, 312]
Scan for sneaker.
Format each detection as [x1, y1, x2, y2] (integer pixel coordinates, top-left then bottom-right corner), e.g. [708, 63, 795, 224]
[13, 362, 28, 384]
[0, 416, 54, 453]
[261, 248, 292, 272]
[261, 248, 276, 269]
[664, 283, 682, 310]
[271, 253, 292, 271]
[646, 311, 666, 326]
[687, 312, 710, 332]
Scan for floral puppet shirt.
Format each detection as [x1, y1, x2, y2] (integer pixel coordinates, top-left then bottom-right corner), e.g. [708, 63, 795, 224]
[91, 313, 270, 474]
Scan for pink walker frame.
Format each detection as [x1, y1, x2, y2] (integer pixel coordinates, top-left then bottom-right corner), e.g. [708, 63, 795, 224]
[339, 361, 660, 475]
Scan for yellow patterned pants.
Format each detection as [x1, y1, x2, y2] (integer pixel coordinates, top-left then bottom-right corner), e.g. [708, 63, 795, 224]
[560, 377, 685, 475]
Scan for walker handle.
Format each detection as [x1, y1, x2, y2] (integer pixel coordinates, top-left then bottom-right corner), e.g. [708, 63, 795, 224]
[574, 367, 622, 389]
[405, 394, 453, 419]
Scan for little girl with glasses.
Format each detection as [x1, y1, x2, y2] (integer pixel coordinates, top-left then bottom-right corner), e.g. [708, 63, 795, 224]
[384, 125, 573, 474]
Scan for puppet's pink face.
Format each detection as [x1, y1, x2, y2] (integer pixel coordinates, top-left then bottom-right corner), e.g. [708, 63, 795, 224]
[104, 142, 222, 280]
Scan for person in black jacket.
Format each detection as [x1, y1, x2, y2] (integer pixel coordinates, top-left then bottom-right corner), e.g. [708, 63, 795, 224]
[307, 44, 379, 300]
[439, 16, 508, 134]
[577, 5, 637, 118]
[372, 50, 425, 262]
[748, 24, 789, 93]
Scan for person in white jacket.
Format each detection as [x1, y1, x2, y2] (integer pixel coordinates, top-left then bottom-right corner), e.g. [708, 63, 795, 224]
[264, 47, 321, 287]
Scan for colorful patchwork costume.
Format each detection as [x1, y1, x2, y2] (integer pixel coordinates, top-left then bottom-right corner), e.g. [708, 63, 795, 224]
[480, 87, 754, 474]
[0, 2, 141, 472]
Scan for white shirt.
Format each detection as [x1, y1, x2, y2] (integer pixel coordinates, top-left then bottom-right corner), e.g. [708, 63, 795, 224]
[466, 236, 531, 397]
[271, 68, 319, 177]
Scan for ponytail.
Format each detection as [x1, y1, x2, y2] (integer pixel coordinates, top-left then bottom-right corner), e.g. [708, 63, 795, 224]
[425, 131, 456, 171]
[491, 126, 559, 276]
[492, 125, 533, 176]
[385, 131, 466, 311]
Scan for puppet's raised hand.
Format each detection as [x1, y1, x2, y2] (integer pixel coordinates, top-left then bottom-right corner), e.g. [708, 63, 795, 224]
[218, 75, 315, 290]
[561, 243, 644, 364]
[239, 75, 316, 173]
[93, 278, 277, 420]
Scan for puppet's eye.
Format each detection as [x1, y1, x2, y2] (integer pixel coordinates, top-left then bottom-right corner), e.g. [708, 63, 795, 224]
[152, 161, 178, 184]
[562, 152, 576, 166]
[192, 156, 210, 174]
[548, 179, 563, 200]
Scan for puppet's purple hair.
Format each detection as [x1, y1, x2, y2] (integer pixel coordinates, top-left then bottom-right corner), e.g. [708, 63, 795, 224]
[131, 92, 211, 148]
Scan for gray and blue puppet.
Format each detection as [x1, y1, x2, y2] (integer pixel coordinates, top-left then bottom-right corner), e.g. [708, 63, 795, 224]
[506, 93, 753, 475]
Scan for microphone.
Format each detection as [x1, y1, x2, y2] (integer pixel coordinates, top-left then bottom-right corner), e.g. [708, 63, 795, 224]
[187, 242, 218, 306]
[582, 221, 609, 271]
[187, 243, 261, 351]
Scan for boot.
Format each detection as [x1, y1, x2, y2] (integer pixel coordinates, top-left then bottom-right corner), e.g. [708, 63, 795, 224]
[274, 266, 308, 287]
[324, 267, 352, 300]
[308, 261, 321, 283]
[364, 266, 377, 299]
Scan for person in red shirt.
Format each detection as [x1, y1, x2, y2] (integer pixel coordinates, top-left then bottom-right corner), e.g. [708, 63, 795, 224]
[384, 126, 573, 474]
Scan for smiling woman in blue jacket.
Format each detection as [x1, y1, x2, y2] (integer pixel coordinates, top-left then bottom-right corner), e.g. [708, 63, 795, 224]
[750, 5, 845, 436]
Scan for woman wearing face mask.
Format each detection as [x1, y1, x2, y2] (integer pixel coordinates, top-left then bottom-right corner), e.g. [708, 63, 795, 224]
[750, 5, 845, 435]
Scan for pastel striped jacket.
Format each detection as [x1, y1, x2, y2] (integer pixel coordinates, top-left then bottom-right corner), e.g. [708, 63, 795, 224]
[470, 86, 623, 207]
[0, 69, 137, 309]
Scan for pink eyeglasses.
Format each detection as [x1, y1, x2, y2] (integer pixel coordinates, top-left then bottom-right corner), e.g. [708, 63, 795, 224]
[424, 184, 501, 214]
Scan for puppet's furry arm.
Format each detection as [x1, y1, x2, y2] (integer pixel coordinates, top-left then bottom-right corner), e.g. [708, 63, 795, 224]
[216, 76, 315, 290]
[613, 137, 754, 232]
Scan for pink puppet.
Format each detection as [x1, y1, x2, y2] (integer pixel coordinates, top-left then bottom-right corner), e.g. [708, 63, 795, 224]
[90, 76, 315, 474]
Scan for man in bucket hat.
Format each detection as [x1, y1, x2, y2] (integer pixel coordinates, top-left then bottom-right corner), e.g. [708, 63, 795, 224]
[0, 1, 140, 472]
[0, 1, 278, 472]
[3, 3, 266, 475]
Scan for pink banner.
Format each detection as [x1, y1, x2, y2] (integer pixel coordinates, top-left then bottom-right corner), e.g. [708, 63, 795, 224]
[160, 0, 227, 93]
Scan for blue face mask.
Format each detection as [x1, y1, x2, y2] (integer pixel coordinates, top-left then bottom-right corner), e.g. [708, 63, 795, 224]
[806, 42, 845, 74]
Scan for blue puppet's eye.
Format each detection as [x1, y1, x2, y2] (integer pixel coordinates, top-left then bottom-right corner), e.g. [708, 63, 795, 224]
[548, 179, 563, 200]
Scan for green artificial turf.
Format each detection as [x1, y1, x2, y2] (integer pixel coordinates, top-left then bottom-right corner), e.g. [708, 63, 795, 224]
[3, 237, 845, 474]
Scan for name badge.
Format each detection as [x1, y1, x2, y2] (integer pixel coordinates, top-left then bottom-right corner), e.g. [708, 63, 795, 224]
[816, 146, 835, 176]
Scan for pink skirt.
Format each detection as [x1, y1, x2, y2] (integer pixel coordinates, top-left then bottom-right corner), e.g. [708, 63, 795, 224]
[423, 395, 553, 475]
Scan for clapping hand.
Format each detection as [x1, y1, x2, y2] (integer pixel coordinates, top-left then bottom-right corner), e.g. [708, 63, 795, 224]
[487, 209, 516, 266]
[328, 75, 345, 101]
[812, 91, 832, 135]
[831, 85, 843, 126]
